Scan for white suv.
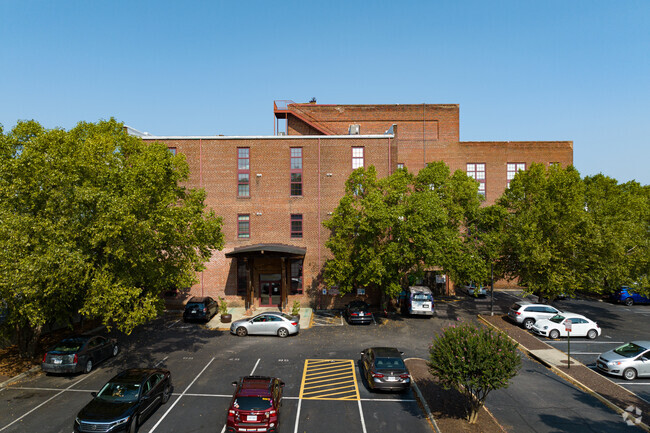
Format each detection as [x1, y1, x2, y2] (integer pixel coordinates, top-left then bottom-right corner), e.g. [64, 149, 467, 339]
[507, 302, 561, 330]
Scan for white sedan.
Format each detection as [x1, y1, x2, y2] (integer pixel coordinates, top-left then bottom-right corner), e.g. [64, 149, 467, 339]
[531, 313, 601, 340]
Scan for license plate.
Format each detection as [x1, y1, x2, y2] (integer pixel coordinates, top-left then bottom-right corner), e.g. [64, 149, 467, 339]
[386, 376, 398, 382]
[246, 415, 257, 421]
[53, 358, 62, 364]
[191, 310, 196, 314]
[422, 304, 429, 308]
[359, 312, 364, 316]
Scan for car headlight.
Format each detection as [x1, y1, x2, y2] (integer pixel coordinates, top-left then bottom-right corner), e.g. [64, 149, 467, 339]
[75, 417, 81, 425]
[112, 416, 131, 427]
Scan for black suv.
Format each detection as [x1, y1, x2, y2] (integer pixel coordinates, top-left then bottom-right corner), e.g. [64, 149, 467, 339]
[183, 296, 218, 322]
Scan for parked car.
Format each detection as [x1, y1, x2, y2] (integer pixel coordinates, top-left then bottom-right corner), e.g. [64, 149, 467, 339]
[360, 347, 411, 392]
[597, 341, 650, 380]
[609, 286, 650, 306]
[183, 296, 218, 322]
[463, 282, 487, 297]
[230, 312, 299, 338]
[531, 313, 601, 339]
[74, 368, 172, 433]
[343, 300, 373, 324]
[227, 376, 284, 433]
[400, 286, 434, 316]
[507, 302, 562, 330]
[42, 335, 118, 374]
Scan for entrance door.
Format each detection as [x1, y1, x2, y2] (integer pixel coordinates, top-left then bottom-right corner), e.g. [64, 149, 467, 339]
[260, 274, 281, 306]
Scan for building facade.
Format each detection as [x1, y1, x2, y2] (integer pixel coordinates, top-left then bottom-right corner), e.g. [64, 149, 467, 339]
[133, 101, 573, 309]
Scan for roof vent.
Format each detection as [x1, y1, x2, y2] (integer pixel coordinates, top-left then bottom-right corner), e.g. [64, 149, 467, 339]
[349, 124, 360, 135]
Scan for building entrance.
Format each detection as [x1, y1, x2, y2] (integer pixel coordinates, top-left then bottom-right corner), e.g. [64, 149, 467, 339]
[260, 273, 281, 306]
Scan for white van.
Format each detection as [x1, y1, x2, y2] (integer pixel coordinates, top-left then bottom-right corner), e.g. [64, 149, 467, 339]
[401, 286, 435, 316]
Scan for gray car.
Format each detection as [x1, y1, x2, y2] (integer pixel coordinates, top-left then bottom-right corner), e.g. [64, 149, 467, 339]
[596, 341, 650, 380]
[230, 311, 300, 338]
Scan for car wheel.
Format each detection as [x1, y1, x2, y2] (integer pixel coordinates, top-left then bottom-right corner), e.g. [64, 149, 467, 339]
[549, 330, 560, 339]
[277, 327, 289, 338]
[523, 318, 535, 330]
[624, 298, 634, 306]
[236, 327, 248, 337]
[587, 329, 598, 340]
[84, 359, 93, 374]
[623, 368, 637, 381]
[129, 414, 138, 433]
[112, 345, 119, 357]
[162, 384, 171, 404]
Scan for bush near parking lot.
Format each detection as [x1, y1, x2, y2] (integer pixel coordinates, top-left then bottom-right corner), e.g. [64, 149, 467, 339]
[429, 322, 521, 424]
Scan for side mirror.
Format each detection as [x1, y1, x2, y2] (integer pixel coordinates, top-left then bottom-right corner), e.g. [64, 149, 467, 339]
[280, 381, 285, 387]
[360, 351, 365, 355]
[232, 381, 238, 387]
[400, 352, 405, 356]
[91, 392, 97, 398]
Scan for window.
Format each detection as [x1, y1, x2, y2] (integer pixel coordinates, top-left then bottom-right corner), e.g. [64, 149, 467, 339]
[397, 163, 404, 170]
[237, 260, 248, 296]
[291, 214, 303, 238]
[238, 148, 250, 197]
[507, 162, 526, 188]
[290, 147, 302, 196]
[352, 147, 364, 169]
[238, 214, 250, 238]
[290, 259, 303, 294]
[466, 163, 486, 196]
[168, 147, 177, 156]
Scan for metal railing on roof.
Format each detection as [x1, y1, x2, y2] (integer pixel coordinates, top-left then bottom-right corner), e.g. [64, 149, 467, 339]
[274, 100, 295, 111]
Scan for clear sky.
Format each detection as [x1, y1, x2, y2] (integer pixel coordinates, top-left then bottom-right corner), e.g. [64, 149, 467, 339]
[2, 1, 649, 185]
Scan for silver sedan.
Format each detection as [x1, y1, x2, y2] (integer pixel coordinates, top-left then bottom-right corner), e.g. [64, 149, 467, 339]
[597, 341, 650, 380]
[230, 312, 300, 338]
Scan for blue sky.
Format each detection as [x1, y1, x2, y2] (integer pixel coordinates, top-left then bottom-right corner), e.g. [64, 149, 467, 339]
[2, 1, 649, 185]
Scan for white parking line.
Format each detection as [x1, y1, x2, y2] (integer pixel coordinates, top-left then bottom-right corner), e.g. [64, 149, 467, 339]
[250, 358, 261, 376]
[147, 357, 215, 433]
[615, 383, 650, 386]
[166, 319, 181, 329]
[357, 400, 368, 433]
[569, 352, 602, 355]
[293, 398, 302, 433]
[154, 356, 169, 367]
[0, 370, 96, 432]
[546, 341, 625, 345]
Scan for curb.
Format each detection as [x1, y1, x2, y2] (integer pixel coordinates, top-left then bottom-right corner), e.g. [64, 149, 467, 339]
[0, 366, 40, 390]
[410, 380, 442, 433]
[478, 315, 650, 433]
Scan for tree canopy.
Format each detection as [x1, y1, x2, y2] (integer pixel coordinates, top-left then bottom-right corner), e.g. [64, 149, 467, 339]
[323, 162, 485, 297]
[0, 119, 224, 356]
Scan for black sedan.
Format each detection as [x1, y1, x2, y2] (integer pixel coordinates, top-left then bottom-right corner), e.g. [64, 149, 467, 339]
[42, 335, 118, 374]
[74, 368, 173, 433]
[183, 296, 218, 322]
[343, 300, 373, 324]
[360, 347, 411, 392]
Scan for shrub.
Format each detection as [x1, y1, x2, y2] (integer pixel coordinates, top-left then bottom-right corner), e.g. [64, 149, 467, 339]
[429, 322, 521, 423]
[218, 297, 228, 315]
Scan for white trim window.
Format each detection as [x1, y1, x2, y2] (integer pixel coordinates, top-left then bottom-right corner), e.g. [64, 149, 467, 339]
[466, 163, 486, 196]
[507, 163, 526, 188]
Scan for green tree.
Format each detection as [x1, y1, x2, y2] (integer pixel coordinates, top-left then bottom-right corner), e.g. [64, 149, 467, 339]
[323, 162, 484, 298]
[0, 119, 224, 357]
[497, 163, 589, 301]
[581, 175, 650, 295]
[429, 322, 521, 424]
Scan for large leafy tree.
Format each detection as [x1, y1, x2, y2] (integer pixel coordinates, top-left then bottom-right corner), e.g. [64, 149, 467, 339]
[0, 119, 224, 357]
[323, 162, 484, 298]
[581, 175, 650, 294]
[497, 163, 589, 300]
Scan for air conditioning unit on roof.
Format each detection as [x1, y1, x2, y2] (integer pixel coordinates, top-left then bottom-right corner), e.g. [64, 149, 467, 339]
[349, 124, 360, 135]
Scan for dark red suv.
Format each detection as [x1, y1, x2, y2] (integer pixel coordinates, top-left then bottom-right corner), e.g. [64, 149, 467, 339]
[227, 376, 284, 433]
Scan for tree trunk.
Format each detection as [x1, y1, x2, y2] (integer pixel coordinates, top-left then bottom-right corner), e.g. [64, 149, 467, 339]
[15, 323, 42, 359]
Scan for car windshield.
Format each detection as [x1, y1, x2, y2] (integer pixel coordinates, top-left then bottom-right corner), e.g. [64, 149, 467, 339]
[412, 294, 432, 301]
[348, 303, 368, 312]
[279, 313, 294, 321]
[96, 382, 140, 403]
[52, 338, 86, 353]
[375, 357, 405, 369]
[549, 315, 565, 324]
[614, 342, 648, 358]
[186, 302, 204, 308]
[233, 397, 273, 411]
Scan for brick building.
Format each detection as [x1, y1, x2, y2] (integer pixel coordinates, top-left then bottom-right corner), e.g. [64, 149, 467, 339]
[131, 100, 572, 309]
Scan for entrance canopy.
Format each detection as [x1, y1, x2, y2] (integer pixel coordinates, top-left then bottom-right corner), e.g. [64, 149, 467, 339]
[225, 243, 306, 258]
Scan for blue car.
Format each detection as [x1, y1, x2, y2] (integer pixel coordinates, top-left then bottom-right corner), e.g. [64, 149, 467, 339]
[610, 287, 650, 306]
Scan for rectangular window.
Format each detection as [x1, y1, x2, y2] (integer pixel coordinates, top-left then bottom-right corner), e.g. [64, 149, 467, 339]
[290, 259, 303, 294]
[238, 148, 250, 197]
[168, 147, 177, 156]
[290, 147, 302, 196]
[507, 162, 526, 188]
[238, 214, 250, 238]
[237, 260, 248, 296]
[466, 163, 486, 196]
[352, 147, 364, 169]
[291, 214, 303, 238]
[397, 163, 404, 170]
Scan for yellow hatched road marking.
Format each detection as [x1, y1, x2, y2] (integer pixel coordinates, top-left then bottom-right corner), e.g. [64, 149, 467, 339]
[299, 359, 360, 401]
